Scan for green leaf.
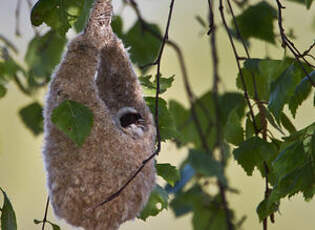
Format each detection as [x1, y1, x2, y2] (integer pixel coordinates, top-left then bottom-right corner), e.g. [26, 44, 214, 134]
[224, 109, 244, 145]
[0, 84, 7, 98]
[220, 92, 246, 124]
[282, 122, 315, 142]
[111, 16, 124, 39]
[272, 141, 306, 180]
[73, 0, 94, 32]
[156, 163, 180, 187]
[169, 100, 194, 146]
[188, 149, 226, 184]
[49, 222, 61, 230]
[172, 185, 235, 229]
[234, 2, 277, 43]
[268, 65, 301, 121]
[192, 207, 216, 230]
[139, 75, 175, 95]
[139, 75, 155, 95]
[158, 75, 175, 94]
[280, 112, 297, 134]
[288, 71, 315, 118]
[19, 102, 44, 136]
[33, 219, 41, 224]
[124, 20, 161, 69]
[25, 31, 67, 81]
[265, 109, 285, 135]
[31, 0, 84, 35]
[51, 100, 94, 147]
[0, 187, 17, 230]
[1, 56, 26, 80]
[193, 205, 232, 230]
[34, 219, 61, 230]
[237, 59, 288, 101]
[192, 192, 235, 230]
[170, 185, 202, 217]
[271, 162, 315, 202]
[138, 185, 168, 221]
[233, 137, 277, 176]
[245, 117, 255, 139]
[256, 198, 278, 222]
[145, 97, 178, 141]
[170, 92, 245, 148]
[193, 92, 217, 149]
[306, 0, 314, 8]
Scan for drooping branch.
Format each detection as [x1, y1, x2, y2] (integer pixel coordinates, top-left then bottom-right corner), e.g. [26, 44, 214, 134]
[275, 0, 315, 86]
[218, 1, 272, 229]
[218, 0, 258, 134]
[152, 0, 176, 153]
[208, 1, 234, 229]
[300, 41, 315, 59]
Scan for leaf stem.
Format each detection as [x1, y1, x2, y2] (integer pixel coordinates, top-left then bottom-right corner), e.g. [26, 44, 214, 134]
[41, 196, 50, 230]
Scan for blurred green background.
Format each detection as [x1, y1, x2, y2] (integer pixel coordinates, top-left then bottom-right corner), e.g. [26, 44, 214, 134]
[0, 0, 314, 229]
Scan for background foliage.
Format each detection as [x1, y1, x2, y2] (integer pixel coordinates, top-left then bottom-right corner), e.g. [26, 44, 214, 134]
[0, 0, 314, 229]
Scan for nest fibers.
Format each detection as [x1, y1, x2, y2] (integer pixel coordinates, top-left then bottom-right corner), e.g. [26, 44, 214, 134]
[42, 0, 156, 229]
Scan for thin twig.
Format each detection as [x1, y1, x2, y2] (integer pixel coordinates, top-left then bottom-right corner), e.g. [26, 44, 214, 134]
[41, 196, 50, 230]
[222, 1, 272, 228]
[94, 0, 176, 208]
[15, 0, 22, 37]
[153, 0, 176, 153]
[93, 149, 159, 207]
[126, 0, 212, 149]
[13, 74, 31, 95]
[0, 35, 19, 54]
[226, 0, 260, 107]
[274, 0, 315, 86]
[208, 1, 234, 229]
[218, 0, 258, 134]
[300, 41, 315, 58]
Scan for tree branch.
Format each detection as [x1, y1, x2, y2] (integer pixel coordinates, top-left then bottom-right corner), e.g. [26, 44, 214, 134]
[218, 0, 258, 134]
[275, 0, 315, 87]
[41, 197, 50, 230]
[208, 1, 234, 229]
[218, 1, 273, 228]
[300, 41, 315, 59]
